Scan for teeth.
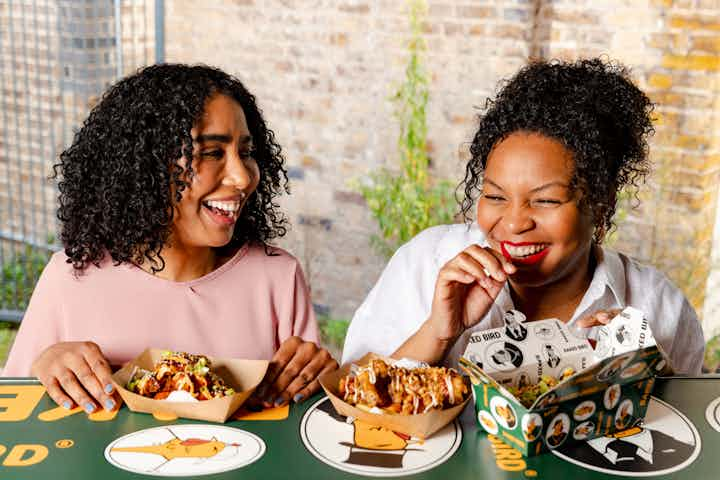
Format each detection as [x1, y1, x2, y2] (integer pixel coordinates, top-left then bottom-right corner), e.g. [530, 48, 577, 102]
[205, 200, 240, 215]
[505, 244, 546, 258]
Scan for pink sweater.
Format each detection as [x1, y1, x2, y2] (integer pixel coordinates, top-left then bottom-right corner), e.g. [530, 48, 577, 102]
[3, 244, 319, 377]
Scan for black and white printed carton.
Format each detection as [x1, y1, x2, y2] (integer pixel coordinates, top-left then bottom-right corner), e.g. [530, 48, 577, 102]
[461, 307, 671, 456]
[463, 310, 595, 391]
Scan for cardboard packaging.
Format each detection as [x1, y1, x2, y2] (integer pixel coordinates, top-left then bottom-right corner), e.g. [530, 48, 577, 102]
[461, 307, 669, 456]
[319, 353, 471, 439]
[112, 348, 268, 423]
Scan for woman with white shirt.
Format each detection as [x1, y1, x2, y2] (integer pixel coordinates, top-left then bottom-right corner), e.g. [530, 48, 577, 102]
[343, 59, 705, 375]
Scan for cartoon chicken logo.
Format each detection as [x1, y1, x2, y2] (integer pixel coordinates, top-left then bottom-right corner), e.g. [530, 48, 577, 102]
[300, 397, 462, 476]
[105, 425, 266, 476]
[110, 429, 239, 472]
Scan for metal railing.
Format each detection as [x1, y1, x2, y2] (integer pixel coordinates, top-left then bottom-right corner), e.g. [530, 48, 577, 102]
[0, 0, 162, 322]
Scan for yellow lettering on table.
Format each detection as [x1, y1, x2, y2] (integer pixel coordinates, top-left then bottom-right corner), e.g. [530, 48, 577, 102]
[55, 439, 74, 449]
[38, 405, 83, 422]
[2, 445, 49, 467]
[0, 386, 46, 422]
[89, 407, 119, 422]
[0, 445, 6, 457]
[153, 411, 179, 421]
[496, 448, 522, 460]
[39, 404, 121, 422]
[497, 459, 526, 472]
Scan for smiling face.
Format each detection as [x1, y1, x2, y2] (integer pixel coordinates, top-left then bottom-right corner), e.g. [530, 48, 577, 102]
[171, 93, 259, 250]
[476, 131, 595, 288]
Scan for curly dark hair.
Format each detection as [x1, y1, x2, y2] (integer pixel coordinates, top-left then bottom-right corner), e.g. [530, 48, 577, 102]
[463, 58, 655, 242]
[55, 63, 289, 271]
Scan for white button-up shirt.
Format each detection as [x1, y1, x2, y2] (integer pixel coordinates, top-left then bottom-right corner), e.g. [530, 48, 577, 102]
[342, 224, 705, 375]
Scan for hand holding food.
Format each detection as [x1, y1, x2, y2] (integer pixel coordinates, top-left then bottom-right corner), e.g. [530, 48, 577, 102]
[428, 245, 517, 343]
[126, 351, 235, 400]
[338, 358, 468, 414]
[31, 341, 117, 413]
[256, 336, 338, 407]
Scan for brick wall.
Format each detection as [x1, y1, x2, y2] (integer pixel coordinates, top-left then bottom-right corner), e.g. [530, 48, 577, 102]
[165, 0, 720, 338]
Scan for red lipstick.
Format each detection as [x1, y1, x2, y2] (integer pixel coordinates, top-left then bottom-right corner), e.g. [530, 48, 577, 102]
[500, 241, 550, 265]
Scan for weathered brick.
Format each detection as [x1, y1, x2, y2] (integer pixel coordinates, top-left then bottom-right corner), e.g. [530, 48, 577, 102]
[662, 54, 720, 71]
[456, 6, 495, 18]
[648, 73, 673, 89]
[669, 15, 720, 32]
[691, 35, 720, 54]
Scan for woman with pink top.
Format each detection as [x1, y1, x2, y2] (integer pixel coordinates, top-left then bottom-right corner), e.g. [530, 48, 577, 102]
[3, 64, 337, 413]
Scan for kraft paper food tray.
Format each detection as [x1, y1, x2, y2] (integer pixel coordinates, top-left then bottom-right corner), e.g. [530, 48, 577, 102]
[112, 348, 268, 423]
[319, 353, 471, 439]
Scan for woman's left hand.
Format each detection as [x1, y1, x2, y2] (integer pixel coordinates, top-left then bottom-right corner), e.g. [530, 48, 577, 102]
[256, 337, 338, 407]
[575, 308, 622, 328]
[573, 308, 622, 348]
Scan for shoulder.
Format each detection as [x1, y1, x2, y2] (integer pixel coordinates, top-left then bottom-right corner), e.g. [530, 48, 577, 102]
[396, 223, 487, 268]
[240, 243, 302, 274]
[602, 247, 696, 324]
[42, 250, 77, 280]
[609, 249, 683, 297]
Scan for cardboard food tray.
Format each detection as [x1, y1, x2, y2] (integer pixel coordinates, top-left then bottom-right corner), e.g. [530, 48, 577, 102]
[461, 307, 671, 456]
[112, 348, 268, 423]
[319, 352, 471, 439]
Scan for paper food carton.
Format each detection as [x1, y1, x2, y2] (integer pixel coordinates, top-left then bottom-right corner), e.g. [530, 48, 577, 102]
[112, 348, 268, 423]
[461, 307, 670, 456]
[319, 353, 471, 439]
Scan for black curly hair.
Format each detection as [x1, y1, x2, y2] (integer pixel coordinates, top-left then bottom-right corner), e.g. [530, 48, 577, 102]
[463, 58, 655, 242]
[55, 63, 289, 271]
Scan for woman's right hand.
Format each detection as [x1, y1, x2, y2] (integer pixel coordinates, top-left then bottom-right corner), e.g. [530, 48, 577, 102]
[428, 245, 516, 343]
[31, 341, 118, 413]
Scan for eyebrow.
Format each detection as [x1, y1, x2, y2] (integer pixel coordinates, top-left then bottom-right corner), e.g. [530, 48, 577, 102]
[484, 179, 570, 193]
[194, 133, 253, 144]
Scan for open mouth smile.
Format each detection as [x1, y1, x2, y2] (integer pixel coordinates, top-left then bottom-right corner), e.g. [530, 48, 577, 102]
[202, 199, 240, 226]
[500, 241, 550, 265]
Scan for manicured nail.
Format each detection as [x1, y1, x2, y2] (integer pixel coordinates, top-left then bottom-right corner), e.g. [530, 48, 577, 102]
[104, 383, 114, 394]
[62, 400, 72, 410]
[293, 394, 304, 403]
[104, 399, 116, 411]
[274, 397, 285, 407]
[84, 402, 96, 413]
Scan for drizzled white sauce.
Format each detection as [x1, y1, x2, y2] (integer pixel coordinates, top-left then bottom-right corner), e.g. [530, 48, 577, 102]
[445, 375, 455, 405]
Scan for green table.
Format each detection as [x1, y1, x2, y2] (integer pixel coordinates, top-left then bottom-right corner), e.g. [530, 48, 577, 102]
[0, 377, 718, 479]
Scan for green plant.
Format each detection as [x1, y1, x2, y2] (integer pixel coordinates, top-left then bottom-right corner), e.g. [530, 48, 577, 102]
[704, 335, 720, 373]
[1, 245, 51, 311]
[356, 0, 455, 258]
[318, 315, 350, 350]
[0, 322, 18, 367]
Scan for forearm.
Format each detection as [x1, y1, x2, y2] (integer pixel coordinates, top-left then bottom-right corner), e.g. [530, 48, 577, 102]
[392, 319, 455, 366]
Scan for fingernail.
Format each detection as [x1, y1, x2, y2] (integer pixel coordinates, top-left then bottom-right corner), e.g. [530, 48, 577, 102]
[274, 397, 285, 407]
[293, 394, 304, 403]
[62, 400, 72, 410]
[104, 399, 116, 411]
[84, 402, 96, 413]
[104, 383, 114, 394]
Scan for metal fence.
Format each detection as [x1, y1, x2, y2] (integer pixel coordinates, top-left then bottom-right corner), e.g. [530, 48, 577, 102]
[0, 0, 162, 322]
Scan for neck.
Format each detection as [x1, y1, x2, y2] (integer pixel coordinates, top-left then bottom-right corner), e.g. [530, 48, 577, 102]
[509, 246, 595, 322]
[143, 244, 217, 282]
